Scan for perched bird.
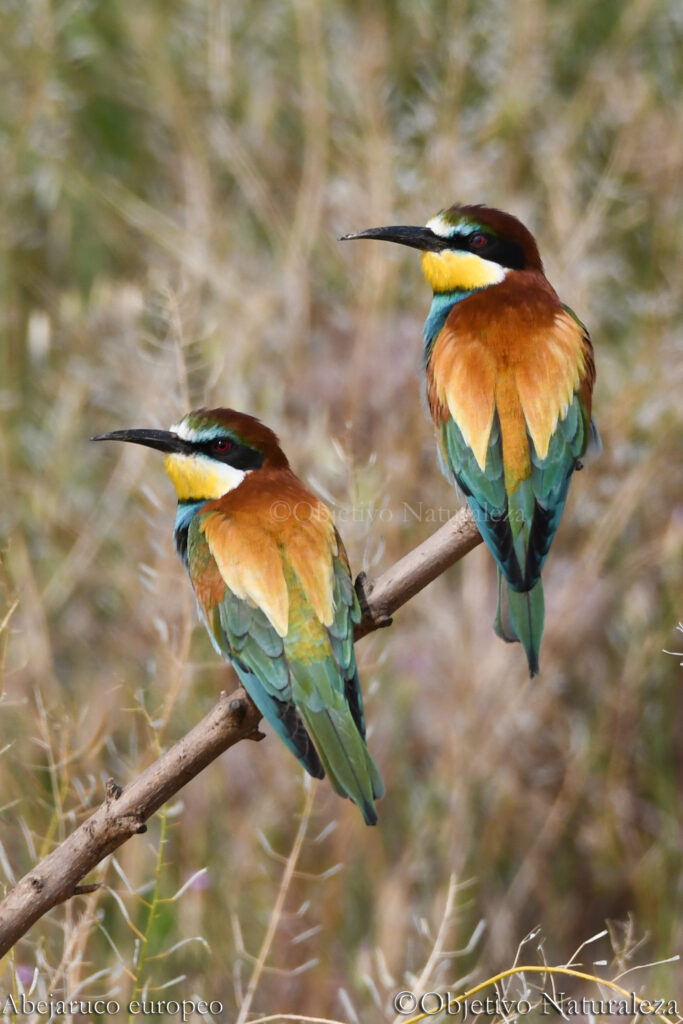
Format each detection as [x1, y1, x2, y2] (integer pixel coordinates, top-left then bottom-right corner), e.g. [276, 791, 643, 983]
[93, 408, 384, 824]
[342, 204, 599, 675]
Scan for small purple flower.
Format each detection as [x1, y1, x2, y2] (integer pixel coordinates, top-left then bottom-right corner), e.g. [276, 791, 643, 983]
[16, 964, 35, 986]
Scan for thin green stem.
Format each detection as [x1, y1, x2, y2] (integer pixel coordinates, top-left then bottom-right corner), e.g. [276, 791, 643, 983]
[127, 803, 168, 1020]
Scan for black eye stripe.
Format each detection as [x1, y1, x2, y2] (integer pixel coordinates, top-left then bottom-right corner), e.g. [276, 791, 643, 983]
[447, 231, 526, 270]
[195, 438, 264, 471]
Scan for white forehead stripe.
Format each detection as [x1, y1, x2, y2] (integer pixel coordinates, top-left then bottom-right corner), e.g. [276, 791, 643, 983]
[426, 214, 476, 238]
[171, 419, 193, 440]
[171, 419, 217, 443]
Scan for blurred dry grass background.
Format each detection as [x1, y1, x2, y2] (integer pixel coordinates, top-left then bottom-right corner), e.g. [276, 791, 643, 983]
[1, 0, 682, 1017]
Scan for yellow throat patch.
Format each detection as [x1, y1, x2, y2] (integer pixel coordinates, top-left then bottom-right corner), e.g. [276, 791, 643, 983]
[163, 452, 246, 501]
[421, 249, 506, 293]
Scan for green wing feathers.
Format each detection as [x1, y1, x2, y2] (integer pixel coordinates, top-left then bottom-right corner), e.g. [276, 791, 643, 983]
[283, 552, 384, 824]
[290, 659, 384, 825]
[191, 513, 383, 824]
[214, 586, 325, 779]
[441, 393, 593, 676]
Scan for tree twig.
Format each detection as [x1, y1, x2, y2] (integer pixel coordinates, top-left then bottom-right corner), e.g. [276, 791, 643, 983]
[354, 506, 481, 639]
[0, 508, 480, 956]
[0, 692, 263, 957]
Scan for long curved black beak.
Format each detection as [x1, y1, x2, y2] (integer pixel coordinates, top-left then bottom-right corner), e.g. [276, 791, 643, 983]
[91, 428, 189, 454]
[339, 224, 450, 252]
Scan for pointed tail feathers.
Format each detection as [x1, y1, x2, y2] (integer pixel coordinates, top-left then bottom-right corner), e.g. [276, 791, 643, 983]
[231, 661, 325, 780]
[298, 702, 384, 826]
[494, 570, 545, 677]
[236, 656, 383, 825]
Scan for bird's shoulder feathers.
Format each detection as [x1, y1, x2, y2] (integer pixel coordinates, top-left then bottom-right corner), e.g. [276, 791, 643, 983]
[191, 469, 339, 637]
[426, 273, 595, 476]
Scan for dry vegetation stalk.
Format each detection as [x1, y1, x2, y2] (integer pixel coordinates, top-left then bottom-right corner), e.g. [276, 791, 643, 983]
[398, 966, 681, 1024]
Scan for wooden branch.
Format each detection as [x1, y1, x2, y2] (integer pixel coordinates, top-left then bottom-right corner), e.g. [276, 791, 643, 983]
[0, 692, 263, 957]
[0, 508, 480, 956]
[354, 505, 481, 640]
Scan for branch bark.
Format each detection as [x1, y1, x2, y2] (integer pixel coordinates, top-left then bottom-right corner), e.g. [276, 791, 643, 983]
[0, 508, 480, 956]
[353, 505, 481, 639]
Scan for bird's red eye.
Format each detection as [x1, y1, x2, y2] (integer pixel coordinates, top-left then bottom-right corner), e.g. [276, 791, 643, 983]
[470, 232, 489, 250]
[214, 438, 231, 452]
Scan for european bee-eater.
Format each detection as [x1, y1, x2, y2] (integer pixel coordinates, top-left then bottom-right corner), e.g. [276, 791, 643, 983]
[342, 204, 599, 675]
[94, 408, 384, 825]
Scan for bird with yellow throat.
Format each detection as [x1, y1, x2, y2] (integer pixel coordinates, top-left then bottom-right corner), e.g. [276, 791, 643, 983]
[94, 408, 384, 824]
[342, 205, 600, 675]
